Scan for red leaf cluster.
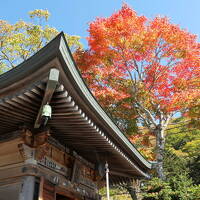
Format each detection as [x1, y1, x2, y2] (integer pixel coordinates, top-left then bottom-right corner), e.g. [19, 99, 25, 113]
[75, 4, 200, 114]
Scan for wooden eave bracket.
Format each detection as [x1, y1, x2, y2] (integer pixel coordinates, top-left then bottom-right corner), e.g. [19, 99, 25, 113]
[20, 127, 50, 148]
[34, 68, 60, 128]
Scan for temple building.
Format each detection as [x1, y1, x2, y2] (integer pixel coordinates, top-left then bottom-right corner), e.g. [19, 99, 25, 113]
[0, 32, 151, 200]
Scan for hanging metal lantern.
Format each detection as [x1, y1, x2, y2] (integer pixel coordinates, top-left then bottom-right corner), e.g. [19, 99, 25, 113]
[42, 104, 52, 118]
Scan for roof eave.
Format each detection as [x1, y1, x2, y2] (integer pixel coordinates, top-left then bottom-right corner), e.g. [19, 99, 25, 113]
[57, 34, 152, 170]
[0, 32, 152, 173]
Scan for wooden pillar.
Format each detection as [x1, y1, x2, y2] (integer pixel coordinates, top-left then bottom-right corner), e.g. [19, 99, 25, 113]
[39, 177, 44, 200]
[18, 176, 35, 200]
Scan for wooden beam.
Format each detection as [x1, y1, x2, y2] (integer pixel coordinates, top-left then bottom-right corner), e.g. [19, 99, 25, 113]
[0, 130, 22, 142]
[34, 68, 59, 128]
[110, 170, 133, 178]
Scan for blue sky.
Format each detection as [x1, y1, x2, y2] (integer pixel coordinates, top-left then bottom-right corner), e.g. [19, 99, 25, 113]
[0, 0, 199, 47]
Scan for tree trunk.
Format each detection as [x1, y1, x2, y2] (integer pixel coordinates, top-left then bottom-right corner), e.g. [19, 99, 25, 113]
[125, 180, 142, 200]
[155, 127, 166, 180]
[126, 186, 138, 200]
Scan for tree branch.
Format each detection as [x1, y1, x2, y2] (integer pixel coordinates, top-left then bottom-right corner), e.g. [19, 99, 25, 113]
[1, 51, 15, 68]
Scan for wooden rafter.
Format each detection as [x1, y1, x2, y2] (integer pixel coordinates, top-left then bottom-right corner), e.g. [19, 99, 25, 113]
[34, 68, 59, 128]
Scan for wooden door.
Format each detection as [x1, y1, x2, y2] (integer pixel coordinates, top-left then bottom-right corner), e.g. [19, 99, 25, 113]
[39, 177, 80, 200]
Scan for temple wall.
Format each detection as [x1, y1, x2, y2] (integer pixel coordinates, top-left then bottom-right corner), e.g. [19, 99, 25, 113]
[0, 133, 101, 200]
[0, 138, 24, 167]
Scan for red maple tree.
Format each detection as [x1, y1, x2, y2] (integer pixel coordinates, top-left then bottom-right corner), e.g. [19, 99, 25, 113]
[75, 4, 200, 179]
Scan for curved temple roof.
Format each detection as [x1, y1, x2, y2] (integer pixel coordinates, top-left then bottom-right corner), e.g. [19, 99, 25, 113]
[0, 32, 151, 182]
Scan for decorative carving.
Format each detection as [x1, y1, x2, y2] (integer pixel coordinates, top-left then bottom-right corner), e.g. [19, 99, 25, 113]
[21, 128, 50, 148]
[38, 156, 68, 177]
[18, 132, 98, 198]
[19, 128, 50, 164]
[36, 144, 50, 160]
[18, 143, 35, 161]
[21, 128, 33, 147]
[34, 131, 50, 147]
[71, 159, 97, 192]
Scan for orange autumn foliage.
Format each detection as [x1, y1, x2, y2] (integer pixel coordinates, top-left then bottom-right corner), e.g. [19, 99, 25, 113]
[74, 4, 200, 168]
[75, 4, 200, 114]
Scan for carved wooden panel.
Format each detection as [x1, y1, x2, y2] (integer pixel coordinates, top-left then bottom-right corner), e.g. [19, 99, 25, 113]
[51, 146, 65, 166]
[36, 143, 73, 177]
[81, 165, 95, 181]
[71, 159, 97, 198]
[35, 143, 72, 169]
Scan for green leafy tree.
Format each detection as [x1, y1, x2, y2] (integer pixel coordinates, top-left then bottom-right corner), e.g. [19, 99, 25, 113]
[141, 151, 200, 200]
[187, 104, 200, 129]
[142, 177, 200, 200]
[0, 9, 82, 74]
[166, 117, 200, 185]
[100, 186, 132, 200]
[141, 117, 200, 200]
